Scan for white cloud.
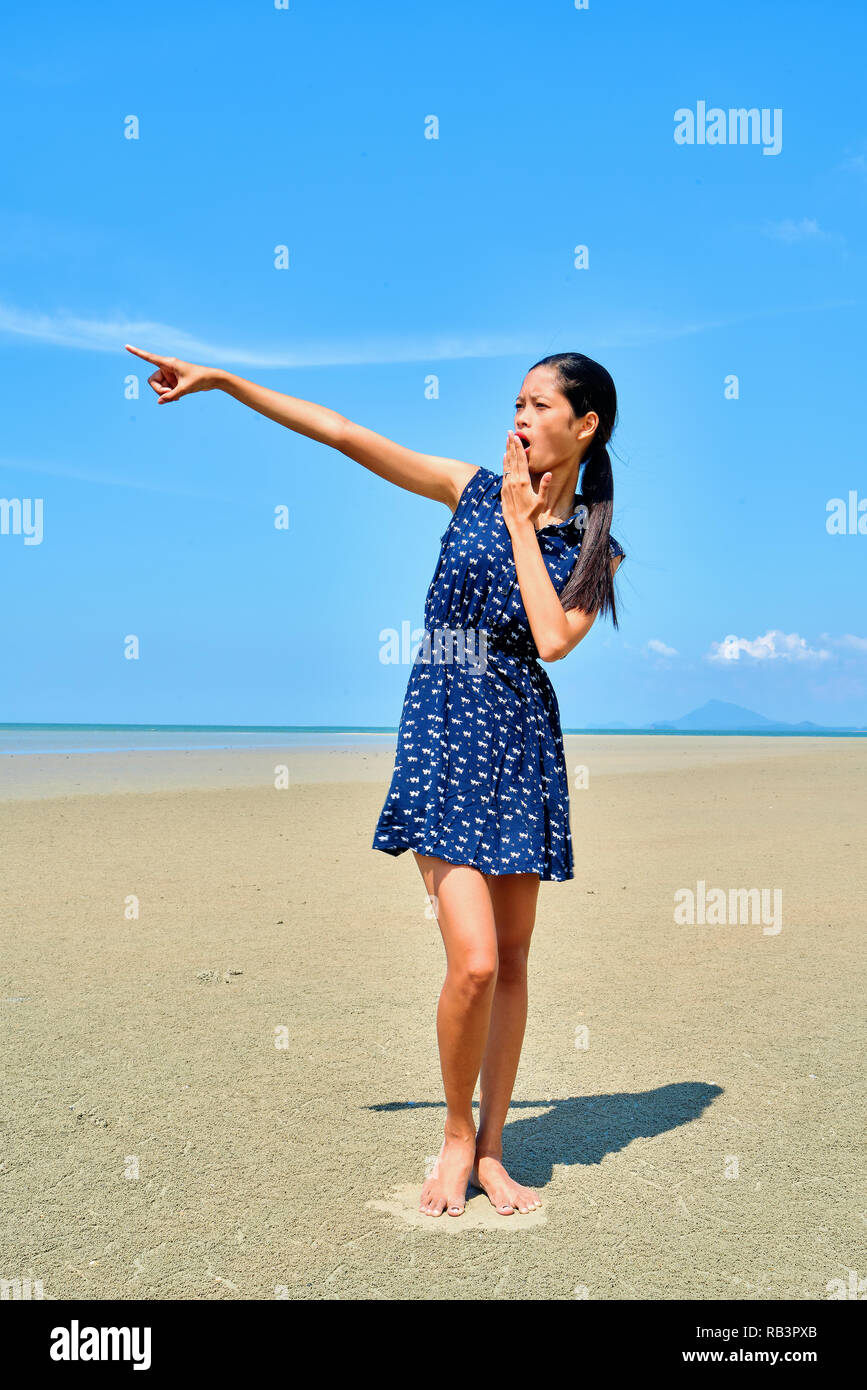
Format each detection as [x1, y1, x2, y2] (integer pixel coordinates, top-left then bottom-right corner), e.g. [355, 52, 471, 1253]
[761, 217, 832, 243]
[837, 145, 867, 180]
[0, 302, 545, 367]
[0, 454, 230, 501]
[0, 295, 858, 367]
[646, 638, 678, 657]
[707, 630, 831, 663]
[819, 632, 867, 653]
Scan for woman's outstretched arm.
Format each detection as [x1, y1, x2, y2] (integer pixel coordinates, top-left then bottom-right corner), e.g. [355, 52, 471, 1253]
[124, 345, 477, 511]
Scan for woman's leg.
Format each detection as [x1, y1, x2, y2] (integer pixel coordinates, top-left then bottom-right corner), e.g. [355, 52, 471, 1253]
[414, 851, 498, 1217]
[472, 872, 542, 1214]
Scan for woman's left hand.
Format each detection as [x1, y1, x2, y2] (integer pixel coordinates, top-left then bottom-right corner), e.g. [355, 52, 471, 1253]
[500, 430, 552, 534]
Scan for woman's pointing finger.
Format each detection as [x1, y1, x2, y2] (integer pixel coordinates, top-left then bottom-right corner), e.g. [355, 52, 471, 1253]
[125, 343, 164, 366]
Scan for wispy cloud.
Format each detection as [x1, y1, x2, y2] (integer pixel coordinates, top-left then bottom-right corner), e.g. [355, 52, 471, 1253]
[0, 58, 83, 88]
[0, 296, 858, 368]
[761, 217, 834, 244]
[646, 638, 678, 657]
[837, 143, 867, 181]
[0, 455, 229, 502]
[707, 630, 831, 662]
[819, 632, 867, 654]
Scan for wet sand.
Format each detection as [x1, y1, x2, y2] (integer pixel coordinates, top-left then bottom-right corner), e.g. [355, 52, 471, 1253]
[1, 736, 864, 1299]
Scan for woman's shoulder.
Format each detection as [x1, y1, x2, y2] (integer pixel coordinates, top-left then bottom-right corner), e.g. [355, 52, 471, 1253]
[455, 464, 502, 508]
[440, 464, 500, 539]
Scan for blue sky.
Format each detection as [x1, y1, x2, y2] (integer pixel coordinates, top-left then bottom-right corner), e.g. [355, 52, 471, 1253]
[1, 0, 865, 729]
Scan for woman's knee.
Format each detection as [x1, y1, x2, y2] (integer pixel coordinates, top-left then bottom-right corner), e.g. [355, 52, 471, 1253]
[448, 951, 498, 996]
[495, 944, 530, 985]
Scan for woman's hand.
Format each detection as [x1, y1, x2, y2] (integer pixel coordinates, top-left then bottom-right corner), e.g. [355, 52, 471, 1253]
[124, 344, 220, 403]
[500, 430, 551, 534]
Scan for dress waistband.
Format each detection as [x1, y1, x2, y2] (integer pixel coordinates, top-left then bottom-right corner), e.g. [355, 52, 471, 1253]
[416, 625, 538, 669]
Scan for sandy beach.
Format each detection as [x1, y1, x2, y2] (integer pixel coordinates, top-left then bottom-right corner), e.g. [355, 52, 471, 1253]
[1, 735, 864, 1301]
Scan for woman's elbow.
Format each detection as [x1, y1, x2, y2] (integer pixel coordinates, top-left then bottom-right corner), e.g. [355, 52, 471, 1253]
[538, 638, 568, 663]
[540, 613, 597, 661]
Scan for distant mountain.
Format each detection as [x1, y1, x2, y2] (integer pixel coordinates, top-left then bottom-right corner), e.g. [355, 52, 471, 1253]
[646, 699, 866, 733]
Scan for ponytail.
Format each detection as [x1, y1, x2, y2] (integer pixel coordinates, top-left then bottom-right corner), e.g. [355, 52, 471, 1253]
[558, 436, 619, 627]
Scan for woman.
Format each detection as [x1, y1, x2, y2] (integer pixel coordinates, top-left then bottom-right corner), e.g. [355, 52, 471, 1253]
[125, 344, 626, 1221]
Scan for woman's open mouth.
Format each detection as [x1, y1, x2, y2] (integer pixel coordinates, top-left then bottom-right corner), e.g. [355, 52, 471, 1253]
[515, 433, 530, 450]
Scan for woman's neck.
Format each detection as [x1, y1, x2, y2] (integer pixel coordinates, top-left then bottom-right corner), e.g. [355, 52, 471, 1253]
[532, 465, 580, 528]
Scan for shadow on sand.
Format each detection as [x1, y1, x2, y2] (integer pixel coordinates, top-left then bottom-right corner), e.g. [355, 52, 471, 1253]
[370, 1081, 723, 1187]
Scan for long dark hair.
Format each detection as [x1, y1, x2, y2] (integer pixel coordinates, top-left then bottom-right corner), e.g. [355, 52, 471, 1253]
[529, 351, 622, 628]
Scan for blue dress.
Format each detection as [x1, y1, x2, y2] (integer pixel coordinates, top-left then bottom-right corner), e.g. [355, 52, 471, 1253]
[372, 464, 625, 881]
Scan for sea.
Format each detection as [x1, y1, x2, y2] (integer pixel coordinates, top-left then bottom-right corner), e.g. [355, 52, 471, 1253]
[0, 724, 862, 755]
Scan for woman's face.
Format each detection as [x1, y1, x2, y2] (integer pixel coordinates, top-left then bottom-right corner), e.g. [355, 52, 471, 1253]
[513, 366, 596, 474]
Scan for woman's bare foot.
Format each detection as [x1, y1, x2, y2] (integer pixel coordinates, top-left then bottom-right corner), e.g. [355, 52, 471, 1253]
[419, 1130, 477, 1217]
[471, 1152, 542, 1215]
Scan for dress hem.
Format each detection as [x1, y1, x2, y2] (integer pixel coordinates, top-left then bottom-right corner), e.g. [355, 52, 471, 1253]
[372, 834, 573, 883]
